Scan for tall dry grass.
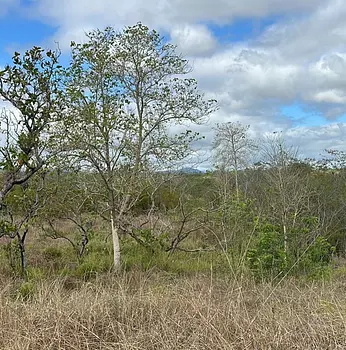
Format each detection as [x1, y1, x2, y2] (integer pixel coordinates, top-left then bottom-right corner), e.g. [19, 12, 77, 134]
[0, 271, 346, 349]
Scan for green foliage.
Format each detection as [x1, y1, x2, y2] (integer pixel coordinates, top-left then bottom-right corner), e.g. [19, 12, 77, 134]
[75, 254, 113, 280]
[13, 266, 45, 300]
[41, 246, 66, 271]
[26, 266, 46, 281]
[297, 237, 335, 279]
[0, 219, 16, 237]
[306, 236, 335, 264]
[210, 197, 257, 254]
[121, 238, 228, 275]
[133, 229, 169, 252]
[156, 187, 180, 211]
[3, 239, 22, 275]
[247, 223, 335, 281]
[247, 224, 287, 281]
[131, 185, 180, 214]
[1, 24, 345, 285]
[0, 46, 63, 184]
[68, 231, 113, 279]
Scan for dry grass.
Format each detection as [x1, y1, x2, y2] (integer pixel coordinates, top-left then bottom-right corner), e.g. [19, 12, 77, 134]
[1, 271, 346, 349]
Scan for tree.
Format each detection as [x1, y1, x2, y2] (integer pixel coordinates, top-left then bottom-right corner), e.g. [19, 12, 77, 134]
[260, 132, 298, 168]
[61, 23, 217, 270]
[0, 47, 64, 207]
[258, 133, 313, 255]
[212, 121, 256, 200]
[2, 173, 46, 275]
[0, 47, 64, 272]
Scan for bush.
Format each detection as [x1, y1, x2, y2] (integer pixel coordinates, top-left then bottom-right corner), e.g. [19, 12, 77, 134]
[246, 224, 287, 281]
[122, 238, 230, 275]
[297, 236, 335, 279]
[247, 223, 335, 281]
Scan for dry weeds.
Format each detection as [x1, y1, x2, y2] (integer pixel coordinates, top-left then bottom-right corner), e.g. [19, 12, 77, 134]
[0, 271, 346, 349]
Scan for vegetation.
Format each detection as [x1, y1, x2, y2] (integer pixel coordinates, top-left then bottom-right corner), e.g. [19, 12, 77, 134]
[1, 23, 346, 349]
[2, 272, 346, 349]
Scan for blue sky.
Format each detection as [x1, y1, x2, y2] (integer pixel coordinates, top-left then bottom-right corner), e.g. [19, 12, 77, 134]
[0, 11, 281, 58]
[1, 0, 346, 158]
[0, 6, 56, 63]
[207, 16, 282, 44]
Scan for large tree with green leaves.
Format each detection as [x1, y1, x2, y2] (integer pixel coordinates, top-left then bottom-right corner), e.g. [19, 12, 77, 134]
[62, 23, 216, 270]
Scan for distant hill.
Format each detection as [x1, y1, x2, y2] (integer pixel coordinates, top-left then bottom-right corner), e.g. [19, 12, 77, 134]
[178, 167, 203, 174]
[158, 167, 204, 175]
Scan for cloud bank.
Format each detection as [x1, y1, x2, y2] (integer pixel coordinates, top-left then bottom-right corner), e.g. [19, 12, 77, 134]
[6, 0, 346, 164]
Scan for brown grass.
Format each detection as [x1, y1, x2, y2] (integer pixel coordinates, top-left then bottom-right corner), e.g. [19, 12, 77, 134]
[0, 271, 346, 349]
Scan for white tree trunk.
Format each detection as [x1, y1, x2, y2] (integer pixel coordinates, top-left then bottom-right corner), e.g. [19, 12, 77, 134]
[283, 223, 288, 255]
[111, 215, 121, 272]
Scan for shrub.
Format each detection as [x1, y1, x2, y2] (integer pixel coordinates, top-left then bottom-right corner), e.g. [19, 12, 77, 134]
[247, 223, 335, 281]
[297, 236, 335, 279]
[246, 224, 287, 281]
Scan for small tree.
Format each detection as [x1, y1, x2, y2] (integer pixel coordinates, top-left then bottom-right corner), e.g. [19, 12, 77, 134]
[213, 121, 256, 200]
[61, 23, 217, 270]
[259, 133, 314, 255]
[0, 47, 64, 206]
[2, 174, 46, 275]
[0, 47, 64, 274]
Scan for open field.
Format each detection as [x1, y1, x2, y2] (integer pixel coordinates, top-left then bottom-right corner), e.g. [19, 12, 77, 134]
[1, 271, 346, 349]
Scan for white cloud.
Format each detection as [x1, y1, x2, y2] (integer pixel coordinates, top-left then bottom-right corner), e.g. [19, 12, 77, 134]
[12, 0, 346, 160]
[285, 123, 346, 157]
[53, 26, 95, 51]
[259, 0, 346, 61]
[26, 0, 325, 48]
[170, 24, 217, 56]
[313, 90, 346, 104]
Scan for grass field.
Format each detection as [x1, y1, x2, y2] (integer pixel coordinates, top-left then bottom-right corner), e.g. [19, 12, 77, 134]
[1, 270, 346, 349]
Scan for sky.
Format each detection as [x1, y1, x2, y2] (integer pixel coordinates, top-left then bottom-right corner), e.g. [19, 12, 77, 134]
[1, 0, 346, 166]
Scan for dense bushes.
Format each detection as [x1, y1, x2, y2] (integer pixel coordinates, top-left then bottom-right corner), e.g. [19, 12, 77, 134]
[247, 223, 335, 281]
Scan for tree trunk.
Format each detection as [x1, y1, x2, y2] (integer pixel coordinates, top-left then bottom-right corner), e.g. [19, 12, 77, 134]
[283, 223, 288, 255]
[110, 214, 121, 272]
[19, 240, 26, 277]
[17, 229, 28, 278]
[234, 168, 239, 201]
